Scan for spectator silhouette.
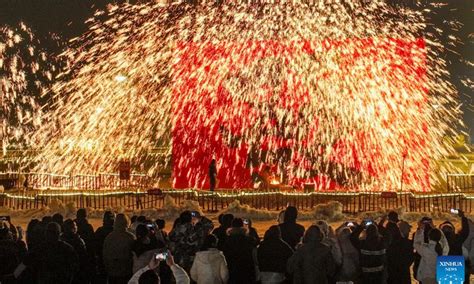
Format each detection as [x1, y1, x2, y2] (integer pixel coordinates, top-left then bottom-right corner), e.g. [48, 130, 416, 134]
[169, 211, 198, 271]
[75, 209, 94, 245]
[190, 234, 229, 284]
[350, 222, 388, 284]
[222, 218, 258, 284]
[412, 217, 449, 280]
[335, 225, 360, 282]
[25, 219, 41, 252]
[132, 224, 159, 273]
[191, 211, 214, 251]
[52, 213, 64, 229]
[386, 222, 414, 284]
[95, 211, 115, 283]
[258, 225, 293, 284]
[0, 222, 26, 283]
[154, 219, 168, 247]
[279, 206, 305, 249]
[212, 214, 233, 250]
[209, 159, 217, 191]
[245, 219, 261, 246]
[414, 227, 446, 284]
[287, 225, 336, 284]
[22, 222, 79, 284]
[316, 220, 342, 267]
[439, 210, 469, 257]
[61, 219, 88, 284]
[75, 208, 96, 282]
[103, 214, 135, 284]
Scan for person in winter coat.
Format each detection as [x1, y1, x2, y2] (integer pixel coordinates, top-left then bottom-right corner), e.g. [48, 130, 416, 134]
[25, 219, 42, 252]
[169, 211, 200, 271]
[154, 219, 168, 247]
[385, 222, 414, 284]
[222, 218, 258, 284]
[212, 214, 234, 250]
[350, 221, 388, 284]
[132, 224, 160, 273]
[316, 220, 342, 266]
[21, 222, 79, 284]
[257, 225, 294, 284]
[279, 206, 305, 249]
[75, 208, 95, 249]
[439, 210, 470, 276]
[60, 219, 89, 284]
[0, 223, 26, 284]
[412, 217, 450, 280]
[335, 226, 360, 282]
[75, 208, 96, 281]
[414, 226, 446, 284]
[246, 219, 261, 246]
[190, 234, 229, 284]
[192, 211, 214, 251]
[103, 214, 135, 284]
[287, 225, 336, 284]
[95, 211, 115, 283]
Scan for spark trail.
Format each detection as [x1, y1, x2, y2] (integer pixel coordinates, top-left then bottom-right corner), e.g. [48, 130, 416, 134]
[1, 23, 54, 155]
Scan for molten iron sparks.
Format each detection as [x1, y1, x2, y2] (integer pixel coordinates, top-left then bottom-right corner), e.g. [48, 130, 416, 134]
[1, 23, 53, 155]
[23, 1, 462, 191]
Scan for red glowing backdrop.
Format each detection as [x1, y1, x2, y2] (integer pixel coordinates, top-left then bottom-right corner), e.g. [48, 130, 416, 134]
[172, 38, 429, 190]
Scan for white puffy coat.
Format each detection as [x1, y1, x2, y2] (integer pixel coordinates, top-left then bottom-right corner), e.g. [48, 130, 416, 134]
[190, 248, 229, 284]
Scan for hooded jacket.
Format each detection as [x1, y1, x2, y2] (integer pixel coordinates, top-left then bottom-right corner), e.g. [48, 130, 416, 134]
[287, 238, 336, 284]
[316, 221, 342, 266]
[440, 217, 469, 256]
[414, 229, 447, 282]
[336, 227, 360, 282]
[190, 248, 229, 284]
[103, 215, 136, 278]
[222, 227, 258, 284]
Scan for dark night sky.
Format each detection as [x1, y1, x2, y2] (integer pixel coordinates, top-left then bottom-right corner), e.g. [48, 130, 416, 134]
[1, 0, 472, 141]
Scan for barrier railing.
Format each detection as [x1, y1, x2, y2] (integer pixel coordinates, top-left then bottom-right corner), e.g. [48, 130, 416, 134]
[1, 190, 473, 214]
[447, 174, 474, 192]
[0, 172, 152, 190]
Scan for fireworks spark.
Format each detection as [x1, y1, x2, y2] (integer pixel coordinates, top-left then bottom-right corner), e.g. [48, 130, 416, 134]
[29, 1, 462, 191]
[0, 23, 53, 155]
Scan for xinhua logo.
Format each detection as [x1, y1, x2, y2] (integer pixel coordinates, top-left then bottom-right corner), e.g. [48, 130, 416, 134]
[437, 256, 464, 284]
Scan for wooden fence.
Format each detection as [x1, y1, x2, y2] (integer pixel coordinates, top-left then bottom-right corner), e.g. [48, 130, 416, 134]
[447, 174, 474, 192]
[1, 190, 474, 214]
[0, 172, 152, 190]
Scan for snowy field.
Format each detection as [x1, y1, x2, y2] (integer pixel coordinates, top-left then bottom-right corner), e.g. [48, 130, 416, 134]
[3, 196, 467, 233]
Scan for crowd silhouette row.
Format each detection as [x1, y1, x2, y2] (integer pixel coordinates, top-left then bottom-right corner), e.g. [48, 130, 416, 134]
[0, 206, 472, 284]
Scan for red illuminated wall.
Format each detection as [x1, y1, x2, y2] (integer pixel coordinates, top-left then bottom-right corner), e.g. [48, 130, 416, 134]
[172, 38, 428, 190]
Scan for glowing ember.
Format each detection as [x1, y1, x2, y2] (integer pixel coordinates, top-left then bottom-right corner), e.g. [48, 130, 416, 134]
[0, 23, 53, 155]
[27, 1, 462, 191]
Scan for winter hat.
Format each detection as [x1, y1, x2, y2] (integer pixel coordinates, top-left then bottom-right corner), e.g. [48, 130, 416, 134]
[398, 221, 412, 238]
[231, 218, 244, 228]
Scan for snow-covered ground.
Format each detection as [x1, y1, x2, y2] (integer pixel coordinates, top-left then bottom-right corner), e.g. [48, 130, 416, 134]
[2, 197, 465, 232]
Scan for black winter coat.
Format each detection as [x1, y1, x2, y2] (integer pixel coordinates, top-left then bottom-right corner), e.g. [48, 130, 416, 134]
[287, 241, 336, 284]
[258, 238, 294, 273]
[279, 222, 305, 249]
[24, 240, 79, 284]
[222, 228, 258, 284]
[387, 237, 414, 284]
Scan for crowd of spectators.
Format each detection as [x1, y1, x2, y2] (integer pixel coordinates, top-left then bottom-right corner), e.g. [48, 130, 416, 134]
[0, 206, 472, 284]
